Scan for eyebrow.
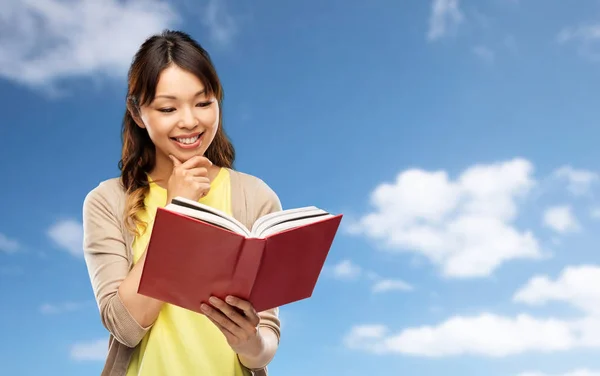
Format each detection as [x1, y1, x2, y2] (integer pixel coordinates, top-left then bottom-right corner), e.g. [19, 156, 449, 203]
[154, 89, 206, 100]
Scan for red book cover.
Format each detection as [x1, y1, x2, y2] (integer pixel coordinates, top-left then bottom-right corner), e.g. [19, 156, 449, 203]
[138, 207, 342, 313]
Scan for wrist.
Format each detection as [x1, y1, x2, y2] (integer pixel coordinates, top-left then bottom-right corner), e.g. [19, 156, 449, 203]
[234, 331, 265, 359]
[236, 327, 278, 369]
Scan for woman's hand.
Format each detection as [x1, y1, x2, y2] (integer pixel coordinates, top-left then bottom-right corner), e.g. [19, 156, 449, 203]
[201, 295, 265, 358]
[166, 154, 212, 203]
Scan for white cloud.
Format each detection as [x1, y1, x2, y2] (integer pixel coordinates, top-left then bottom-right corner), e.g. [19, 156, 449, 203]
[70, 339, 107, 361]
[542, 206, 580, 234]
[349, 158, 542, 278]
[513, 265, 600, 316]
[372, 279, 413, 293]
[0, 0, 179, 89]
[40, 301, 91, 314]
[47, 219, 83, 257]
[472, 45, 495, 63]
[553, 166, 599, 196]
[344, 313, 600, 357]
[557, 24, 600, 61]
[332, 260, 362, 280]
[330, 260, 414, 294]
[344, 265, 600, 358]
[0, 233, 19, 253]
[591, 208, 600, 219]
[518, 370, 600, 376]
[427, 0, 464, 41]
[201, 0, 238, 46]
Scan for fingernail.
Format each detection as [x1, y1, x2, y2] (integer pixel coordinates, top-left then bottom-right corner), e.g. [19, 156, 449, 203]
[209, 297, 217, 304]
[226, 296, 234, 304]
[201, 304, 208, 311]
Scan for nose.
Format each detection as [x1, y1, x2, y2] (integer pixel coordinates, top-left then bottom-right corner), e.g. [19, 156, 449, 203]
[178, 106, 197, 129]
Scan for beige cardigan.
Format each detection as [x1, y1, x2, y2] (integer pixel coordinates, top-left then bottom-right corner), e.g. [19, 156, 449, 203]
[82, 168, 282, 376]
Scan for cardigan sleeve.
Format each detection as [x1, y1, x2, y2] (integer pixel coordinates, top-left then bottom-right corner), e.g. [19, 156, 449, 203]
[82, 182, 151, 348]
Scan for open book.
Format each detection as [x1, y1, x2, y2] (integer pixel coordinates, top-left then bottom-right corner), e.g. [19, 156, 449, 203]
[138, 197, 343, 313]
[167, 196, 334, 238]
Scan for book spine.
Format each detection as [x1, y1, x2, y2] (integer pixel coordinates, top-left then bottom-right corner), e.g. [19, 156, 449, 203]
[230, 238, 265, 301]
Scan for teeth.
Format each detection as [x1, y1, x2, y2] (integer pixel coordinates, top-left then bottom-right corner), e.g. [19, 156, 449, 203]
[176, 135, 200, 144]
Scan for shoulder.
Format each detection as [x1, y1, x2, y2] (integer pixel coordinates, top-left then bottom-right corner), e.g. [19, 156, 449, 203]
[227, 168, 282, 214]
[82, 177, 126, 219]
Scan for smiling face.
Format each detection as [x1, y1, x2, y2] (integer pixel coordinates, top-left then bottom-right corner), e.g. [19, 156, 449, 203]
[135, 63, 220, 171]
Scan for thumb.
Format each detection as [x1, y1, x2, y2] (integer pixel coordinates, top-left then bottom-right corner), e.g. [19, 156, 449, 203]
[169, 154, 182, 167]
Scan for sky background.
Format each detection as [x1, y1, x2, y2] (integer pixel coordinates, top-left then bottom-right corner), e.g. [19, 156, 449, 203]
[2, 0, 600, 375]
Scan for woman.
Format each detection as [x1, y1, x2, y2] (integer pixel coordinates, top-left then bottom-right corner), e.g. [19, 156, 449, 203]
[82, 30, 282, 376]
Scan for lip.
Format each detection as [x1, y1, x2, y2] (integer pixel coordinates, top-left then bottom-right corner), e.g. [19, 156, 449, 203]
[170, 132, 202, 139]
[170, 132, 204, 150]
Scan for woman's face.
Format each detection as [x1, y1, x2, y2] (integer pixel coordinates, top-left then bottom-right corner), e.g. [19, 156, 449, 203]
[136, 64, 220, 164]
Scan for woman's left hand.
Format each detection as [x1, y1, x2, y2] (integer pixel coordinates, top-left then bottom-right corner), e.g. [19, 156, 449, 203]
[201, 295, 264, 357]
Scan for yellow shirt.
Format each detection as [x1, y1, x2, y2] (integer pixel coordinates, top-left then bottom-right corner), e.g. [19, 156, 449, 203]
[126, 168, 250, 376]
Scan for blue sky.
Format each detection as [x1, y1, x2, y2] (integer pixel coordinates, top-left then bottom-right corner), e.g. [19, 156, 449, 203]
[2, 0, 600, 375]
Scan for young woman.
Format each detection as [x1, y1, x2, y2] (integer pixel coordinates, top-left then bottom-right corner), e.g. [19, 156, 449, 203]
[82, 30, 282, 376]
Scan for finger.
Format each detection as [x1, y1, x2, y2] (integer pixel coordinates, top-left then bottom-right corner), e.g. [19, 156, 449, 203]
[185, 167, 209, 177]
[209, 297, 255, 329]
[206, 314, 236, 341]
[225, 296, 260, 327]
[182, 155, 213, 169]
[208, 297, 258, 335]
[169, 154, 182, 167]
[201, 303, 246, 338]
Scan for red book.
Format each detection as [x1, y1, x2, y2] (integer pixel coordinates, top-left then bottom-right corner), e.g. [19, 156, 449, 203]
[138, 197, 343, 313]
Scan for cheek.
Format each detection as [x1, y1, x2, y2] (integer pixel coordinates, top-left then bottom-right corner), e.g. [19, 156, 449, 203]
[200, 106, 220, 132]
[142, 113, 171, 140]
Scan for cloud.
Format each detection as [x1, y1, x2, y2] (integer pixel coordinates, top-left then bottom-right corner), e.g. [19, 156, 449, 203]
[427, 0, 464, 41]
[372, 279, 413, 293]
[557, 24, 600, 61]
[472, 45, 495, 63]
[518, 370, 600, 376]
[70, 339, 107, 361]
[330, 260, 414, 293]
[344, 313, 600, 357]
[513, 265, 600, 316]
[0, 233, 19, 253]
[344, 265, 600, 357]
[542, 206, 580, 234]
[47, 219, 83, 257]
[332, 260, 362, 280]
[40, 301, 92, 315]
[201, 0, 238, 46]
[0, 0, 180, 89]
[553, 166, 599, 196]
[344, 313, 580, 356]
[349, 158, 542, 278]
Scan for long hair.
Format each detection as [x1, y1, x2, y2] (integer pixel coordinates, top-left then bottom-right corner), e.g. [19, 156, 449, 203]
[119, 30, 235, 235]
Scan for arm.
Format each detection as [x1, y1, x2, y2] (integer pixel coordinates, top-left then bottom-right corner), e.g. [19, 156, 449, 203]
[116, 248, 164, 328]
[237, 308, 281, 370]
[82, 185, 162, 348]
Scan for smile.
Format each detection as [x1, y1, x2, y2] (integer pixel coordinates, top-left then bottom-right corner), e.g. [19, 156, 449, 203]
[170, 132, 203, 149]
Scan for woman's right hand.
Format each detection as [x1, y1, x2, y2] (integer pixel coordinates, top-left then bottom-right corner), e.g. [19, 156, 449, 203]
[166, 154, 213, 203]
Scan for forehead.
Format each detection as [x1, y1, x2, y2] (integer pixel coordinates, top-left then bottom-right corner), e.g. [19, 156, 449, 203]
[155, 64, 206, 97]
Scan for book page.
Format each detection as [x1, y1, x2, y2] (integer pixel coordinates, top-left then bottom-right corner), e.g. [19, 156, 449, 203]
[251, 206, 324, 235]
[166, 197, 251, 237]
[257, 213, 334, 238]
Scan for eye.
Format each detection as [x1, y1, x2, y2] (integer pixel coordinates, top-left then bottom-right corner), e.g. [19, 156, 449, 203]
[196, 101, 213, 108]
[158, 107, 175, 113]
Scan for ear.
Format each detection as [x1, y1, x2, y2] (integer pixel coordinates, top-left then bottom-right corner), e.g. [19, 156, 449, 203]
[127, 101, 146, 129]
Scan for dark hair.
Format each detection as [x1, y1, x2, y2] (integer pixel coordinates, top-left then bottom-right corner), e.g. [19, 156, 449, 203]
[119, 30, 235, 235]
